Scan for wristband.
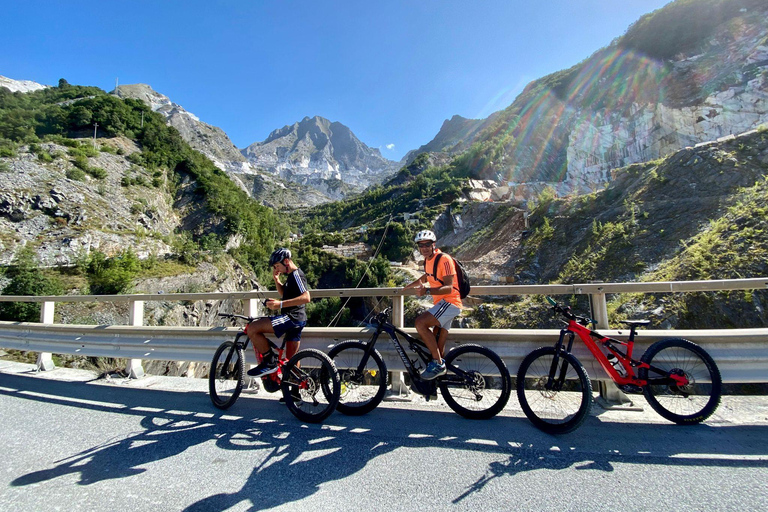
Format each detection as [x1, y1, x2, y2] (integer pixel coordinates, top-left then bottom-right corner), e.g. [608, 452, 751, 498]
[279, 301, 283, 309]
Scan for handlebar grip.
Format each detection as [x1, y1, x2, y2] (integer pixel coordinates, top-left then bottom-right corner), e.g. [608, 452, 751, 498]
[546, 296, 557, 306]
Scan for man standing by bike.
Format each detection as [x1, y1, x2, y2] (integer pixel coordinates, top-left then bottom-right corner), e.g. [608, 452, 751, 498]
[246, 248, 311, 376]
[403, 230, 462, 380]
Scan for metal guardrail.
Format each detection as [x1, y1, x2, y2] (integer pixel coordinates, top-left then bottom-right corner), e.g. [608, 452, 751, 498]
[0, 322, 766, 383]
[0, 278, 767, 382]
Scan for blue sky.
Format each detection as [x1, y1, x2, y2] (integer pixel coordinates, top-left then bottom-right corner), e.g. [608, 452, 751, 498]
[2, 0, 671, 161]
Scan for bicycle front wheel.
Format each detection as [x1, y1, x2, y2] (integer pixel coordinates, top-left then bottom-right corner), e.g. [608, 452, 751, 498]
[209, 341, 245, 410]
[516, 347, 593, 434]
[438, 344, 512, 419]
[281, 349, 341, 424]
[640, 338, 722, 424]
[328, 340, 388, 416]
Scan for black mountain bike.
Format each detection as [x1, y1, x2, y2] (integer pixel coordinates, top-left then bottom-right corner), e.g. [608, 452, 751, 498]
[209, 313, 341, 423]
[328, 307, 512, 419]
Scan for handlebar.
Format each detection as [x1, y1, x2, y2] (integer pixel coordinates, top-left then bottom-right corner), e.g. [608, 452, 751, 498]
[373, 307, 392, 326]
[544, 297, 595, 327]
[218, 313, 256, 324]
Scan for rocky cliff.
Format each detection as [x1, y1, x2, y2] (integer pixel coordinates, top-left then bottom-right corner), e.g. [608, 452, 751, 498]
[411, 1, 768, 198]
[242, 116, 398, 199]
[0, 137, 176, 266]
[113, 84, 329, 208]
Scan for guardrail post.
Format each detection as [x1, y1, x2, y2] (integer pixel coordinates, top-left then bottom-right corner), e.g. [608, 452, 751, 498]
[242, 297, 261, 388]
[388, 294, 410, 398]
[392, 295, 404, 329]
[35, 301, 56, 371]
[589, 291, 635, 408]
[126, 300, 145, 379]
[244, 298, 261, 318]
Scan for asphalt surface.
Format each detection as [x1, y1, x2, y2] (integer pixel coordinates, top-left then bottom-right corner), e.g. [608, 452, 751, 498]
[1, 360, 767, 511]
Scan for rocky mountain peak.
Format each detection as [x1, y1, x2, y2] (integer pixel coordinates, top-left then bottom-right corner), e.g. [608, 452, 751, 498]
[242, 115, 398, 199]
[112, 84, 329, 208]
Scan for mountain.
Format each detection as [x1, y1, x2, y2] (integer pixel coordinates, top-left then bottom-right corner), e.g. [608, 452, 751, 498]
[403, 113, 498, 165]
[242, 116, 398, 200]
[409, 0, 768, 198]
[113, 84, 329, 208]
[0, 75, 48, 93]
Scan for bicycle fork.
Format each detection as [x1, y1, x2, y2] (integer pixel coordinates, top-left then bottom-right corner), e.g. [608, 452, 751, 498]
[546, 329, 576, 391]
[223, 333, 250, 379]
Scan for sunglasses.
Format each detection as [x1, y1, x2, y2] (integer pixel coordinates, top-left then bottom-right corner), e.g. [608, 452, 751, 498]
[416, 242, 433, 248]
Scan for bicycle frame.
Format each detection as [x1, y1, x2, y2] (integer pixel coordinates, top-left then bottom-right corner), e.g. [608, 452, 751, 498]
[355, 311, 478, 395]
[555, 316, 689, 389]
[222, 315, 287, 388]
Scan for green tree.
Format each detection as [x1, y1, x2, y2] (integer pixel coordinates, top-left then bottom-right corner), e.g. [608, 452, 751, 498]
[0, 248, 64, 322]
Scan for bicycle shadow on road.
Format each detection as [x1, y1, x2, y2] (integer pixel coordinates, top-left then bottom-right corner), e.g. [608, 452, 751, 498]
[3, 371, 767, 510]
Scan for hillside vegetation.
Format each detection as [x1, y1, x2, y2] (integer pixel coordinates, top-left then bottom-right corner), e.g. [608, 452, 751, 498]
[0, 81, 285, 271]
[482, 127, 768, 329]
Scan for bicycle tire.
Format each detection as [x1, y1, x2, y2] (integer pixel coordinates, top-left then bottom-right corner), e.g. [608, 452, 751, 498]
[209, 341, 245, 410]
[640, 337, 722, 424]
[438, 344, 512, 420]
[516, 346, 593, 434]
[281, 348, 340, 423]
[328, 340, 388, 416]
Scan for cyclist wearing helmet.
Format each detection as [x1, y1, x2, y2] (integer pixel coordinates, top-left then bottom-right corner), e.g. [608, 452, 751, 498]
[246, 248, 311, 377]
[403, 230, 462, 380]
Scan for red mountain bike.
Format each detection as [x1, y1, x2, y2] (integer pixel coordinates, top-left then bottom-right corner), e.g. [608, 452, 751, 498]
[516, 297, 722, 434]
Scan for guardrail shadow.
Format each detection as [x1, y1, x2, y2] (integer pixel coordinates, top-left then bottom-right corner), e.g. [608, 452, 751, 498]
[2, 371, 767, 510]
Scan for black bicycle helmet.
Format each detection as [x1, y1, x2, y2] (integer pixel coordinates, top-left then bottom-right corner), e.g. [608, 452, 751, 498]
[269, 248, 291, 266]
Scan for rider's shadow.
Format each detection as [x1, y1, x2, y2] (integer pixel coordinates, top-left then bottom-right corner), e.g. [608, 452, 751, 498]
[12, 415, 222, 486]
[452, 442, 615, 504]
[185, 424, 397, 511]
[10, 401, 398, 511]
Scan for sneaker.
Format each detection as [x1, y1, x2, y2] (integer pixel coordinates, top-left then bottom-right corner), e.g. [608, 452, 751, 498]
[247, 353, 278, 377]
[421, 359, 447, 380]
[279, 385, 302, 404]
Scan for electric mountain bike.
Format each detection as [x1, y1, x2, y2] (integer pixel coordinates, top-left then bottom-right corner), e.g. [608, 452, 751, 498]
[209, 313, 341, 423]
[329, 307, 512, 419]
[516, 297, 722, 434]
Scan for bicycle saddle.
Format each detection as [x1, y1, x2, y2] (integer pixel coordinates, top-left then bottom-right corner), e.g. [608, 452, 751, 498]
[622, 319, 650, 327]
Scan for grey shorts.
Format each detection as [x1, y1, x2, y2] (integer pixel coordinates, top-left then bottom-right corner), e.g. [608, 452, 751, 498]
[427, 300, 462, 330]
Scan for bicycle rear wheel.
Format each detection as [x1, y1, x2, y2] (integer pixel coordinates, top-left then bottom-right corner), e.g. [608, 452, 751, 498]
[640, 338, 722, 424]
[281, 348, 341, 423]
[438, 344, 512, 419]
[328, 340, 388, 416]
[209, 341, 244, 410]
[516, 347, 592, 434]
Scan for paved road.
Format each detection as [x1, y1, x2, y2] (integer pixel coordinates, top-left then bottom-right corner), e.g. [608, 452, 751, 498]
[1, 360, 767, 511]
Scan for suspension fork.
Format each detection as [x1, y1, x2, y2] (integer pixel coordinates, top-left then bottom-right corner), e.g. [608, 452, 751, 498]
[548, 329, 575, 391]
[355, 327, 383, 374]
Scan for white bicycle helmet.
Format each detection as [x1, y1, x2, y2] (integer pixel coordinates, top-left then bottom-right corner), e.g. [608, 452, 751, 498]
[414, 230, 437, 243]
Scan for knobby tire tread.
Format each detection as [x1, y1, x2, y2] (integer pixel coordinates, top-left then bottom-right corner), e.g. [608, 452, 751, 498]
[281, 348, 340, 424]
[640, 337, 722, 424]
[209, 341, 244, 410]
[438, 343, 512, 420]
[516, 346, 593, 434]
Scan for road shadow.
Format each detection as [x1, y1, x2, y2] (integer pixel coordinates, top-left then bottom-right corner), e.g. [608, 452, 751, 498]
[2, 371, 767, 510]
